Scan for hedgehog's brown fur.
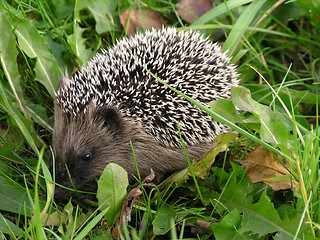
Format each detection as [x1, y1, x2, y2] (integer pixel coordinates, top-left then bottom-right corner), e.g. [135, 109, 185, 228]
[53, 28, 239, 199]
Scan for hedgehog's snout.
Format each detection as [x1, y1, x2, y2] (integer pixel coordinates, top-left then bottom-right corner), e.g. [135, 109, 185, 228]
[53, 164, 98, 201]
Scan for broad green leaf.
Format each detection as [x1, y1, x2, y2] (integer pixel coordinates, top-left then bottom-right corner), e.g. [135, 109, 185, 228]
[0, 214, 22, 236]
[97, 163, 128, 226]
[0, 175, 33, 216]
[64, 200, 75, 237]
[62, 200, 95, 237]
[297, 0, 320, 20]
[53, 0, 76, 19]
[212, 209, 242, 239]
[210, 99, 241, 123]
[0, 11, 26, 116]
[219, 163, 255, 206]
[15, 19, 61, 96]
[152, 205, 177, 235]
[219, 209, 242, 229]
[67, 23, 92, 66]
[68, 0, 93, 66]
[290, 89, 320, 104]
[274, 213, 314, 240]
[74, 0, 91, 20]
[223, 0, 267, 56]
[231, 87, 289, 147]
[26, 103, 53, 132]
[204, 165, 312, 239]
[239, 190, 294, 238]
[271, 2, 305, 21]
[88, 0, 119, 34]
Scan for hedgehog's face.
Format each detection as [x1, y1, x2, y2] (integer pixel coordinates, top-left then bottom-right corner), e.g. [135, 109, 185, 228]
[52, 103, 130, 200]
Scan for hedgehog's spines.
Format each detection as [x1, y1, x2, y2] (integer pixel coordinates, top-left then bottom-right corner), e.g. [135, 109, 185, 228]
[56, 27, 239, 147]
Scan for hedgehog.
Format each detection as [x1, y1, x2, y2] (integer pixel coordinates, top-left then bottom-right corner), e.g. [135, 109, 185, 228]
[53, 27, 239, 199]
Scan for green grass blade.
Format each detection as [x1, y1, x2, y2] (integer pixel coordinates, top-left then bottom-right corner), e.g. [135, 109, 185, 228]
[223, 0, 267, 56]
[73, 207, 110, 240]
[0, 214, 21, 237]
[192, 0, 254, 26]
[33, 147, 47, 240]
[15, 19, 61, 96]
[0, 81, 40, 154]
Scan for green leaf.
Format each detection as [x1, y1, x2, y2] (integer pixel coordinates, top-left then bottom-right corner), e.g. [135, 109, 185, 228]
[0, 80, 41, 153]
[0, 11, 26, 116]
[67, 22, 92, 66]
[239, 191, 308, 239]
[223, 0, 267, 56]
[204, 165, 312, 239]
[0, 175, 33, 216]
[53, 0, 76, 19]
[271, 2, 305, 21]
[0, 214, 22, 236]
[192, 0, 254, 26]
[74, 207, 110, 240]
[239, 190, 294, 239]
[88, 0, 119, 34]
[152, 205, 177, 235]
[97, 163, 128, 226]
[212, 209, 242, 240]
[210, 99, 241, 123]
[274, 213, 314, 240]
[68, 0, 93, 66]
[15, 19, 61, 96]
[231, 87, 289, 147]
[297, 0, 320, 20]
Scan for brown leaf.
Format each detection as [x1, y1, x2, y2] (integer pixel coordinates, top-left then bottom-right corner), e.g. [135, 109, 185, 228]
[181, 220, 215, 235]
[119, 7, 163, 36]
[111, 170, 155, 239]
[176, 0, 212, 23]
[238, 146, 298, 191]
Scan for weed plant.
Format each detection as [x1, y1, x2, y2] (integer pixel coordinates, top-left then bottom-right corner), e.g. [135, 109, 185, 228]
[0, 0, 319, 239]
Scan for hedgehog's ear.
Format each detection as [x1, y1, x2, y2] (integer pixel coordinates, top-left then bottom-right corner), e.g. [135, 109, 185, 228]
[94, 107, 121, 134]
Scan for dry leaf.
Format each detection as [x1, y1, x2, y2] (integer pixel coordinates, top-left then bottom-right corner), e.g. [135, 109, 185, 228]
[164, 133, 238, 185]
[177, 0, 212, 23]
[111, 170, 155, 239]
[180, 220, 215, 235]
[238, 146, 298, 191]
[119, 7, 163, 36]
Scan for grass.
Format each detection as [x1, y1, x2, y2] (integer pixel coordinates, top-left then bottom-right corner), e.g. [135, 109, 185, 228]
[0, 0, 319, 239]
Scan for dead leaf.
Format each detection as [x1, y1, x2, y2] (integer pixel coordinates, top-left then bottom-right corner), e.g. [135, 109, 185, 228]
[237, 145, 298, 191]
[111, 170, 155, 239]
[119, 7, 163, 36]
[36, 211, 65, 226]
[177, 0, 212, 23]
[164, 133, 238, 185]
[179, 220, 215, 235]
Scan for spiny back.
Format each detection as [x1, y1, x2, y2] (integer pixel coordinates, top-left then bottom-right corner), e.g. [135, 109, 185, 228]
[55, 28, 239, 147]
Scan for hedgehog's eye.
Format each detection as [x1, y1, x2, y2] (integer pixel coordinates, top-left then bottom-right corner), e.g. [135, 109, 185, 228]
[81, 153, 91, 162]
